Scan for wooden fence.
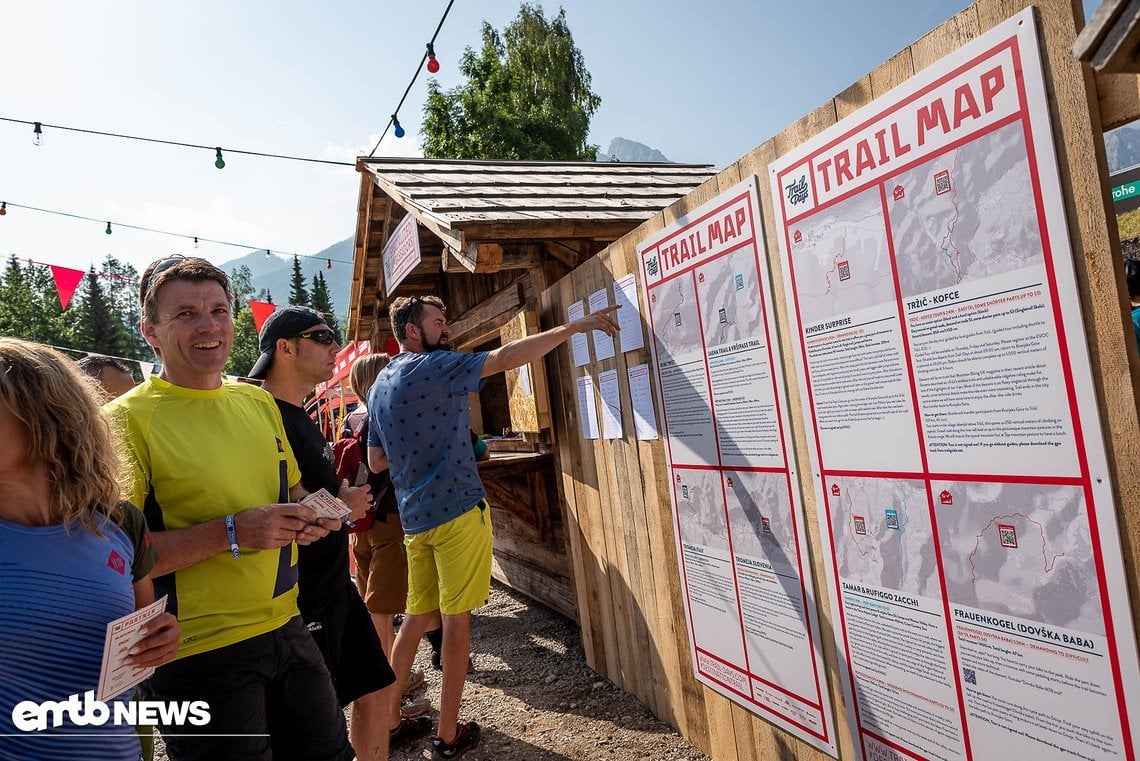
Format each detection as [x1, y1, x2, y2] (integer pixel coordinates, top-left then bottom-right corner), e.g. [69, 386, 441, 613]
[536, 0, 1140, 758]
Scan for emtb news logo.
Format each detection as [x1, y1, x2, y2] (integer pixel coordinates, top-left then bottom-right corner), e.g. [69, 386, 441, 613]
[12, 691, 210, 732]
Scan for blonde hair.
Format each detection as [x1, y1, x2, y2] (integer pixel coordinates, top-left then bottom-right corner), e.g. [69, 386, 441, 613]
[0, 338, 123, 532]
[348, 352, 391, 400]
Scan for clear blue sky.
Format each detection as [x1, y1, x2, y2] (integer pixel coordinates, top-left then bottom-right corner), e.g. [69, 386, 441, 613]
[0, 0, 1098, 279]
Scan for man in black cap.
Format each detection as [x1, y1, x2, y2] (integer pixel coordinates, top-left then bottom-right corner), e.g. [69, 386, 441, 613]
[252, 306, 431, 760]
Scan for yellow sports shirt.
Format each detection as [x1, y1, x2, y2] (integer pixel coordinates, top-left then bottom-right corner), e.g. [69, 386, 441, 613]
[104, 376, 302, 658]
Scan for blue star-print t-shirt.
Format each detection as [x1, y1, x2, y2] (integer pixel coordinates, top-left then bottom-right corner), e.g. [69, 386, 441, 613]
[367, 349, 488, 533]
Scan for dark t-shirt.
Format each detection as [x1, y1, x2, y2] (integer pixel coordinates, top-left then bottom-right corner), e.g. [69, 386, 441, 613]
[275, 399, 351, 610]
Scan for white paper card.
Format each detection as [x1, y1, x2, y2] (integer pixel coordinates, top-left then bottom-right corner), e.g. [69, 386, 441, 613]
[568, 300, 590, 367]
[627, 363, 658, 440]
[598, 369, 623, 439]
[301, 488, 352, 521]
[576, 374, 600, 439]
[588, 288, 616, 361]
[615, 274, 645, 353]
[517, 364, 533, 397]
[97, 596, 168, 701]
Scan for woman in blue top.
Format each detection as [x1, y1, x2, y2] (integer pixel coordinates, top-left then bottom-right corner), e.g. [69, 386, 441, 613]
[0, 338, 180, 761]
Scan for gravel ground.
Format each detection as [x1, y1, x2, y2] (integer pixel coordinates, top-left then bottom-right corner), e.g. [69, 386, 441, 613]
[157, 580, 708, 760]
[388, 580, 708, 760]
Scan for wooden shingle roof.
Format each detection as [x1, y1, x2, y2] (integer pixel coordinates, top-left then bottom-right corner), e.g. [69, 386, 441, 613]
[347, 157, 716, 341]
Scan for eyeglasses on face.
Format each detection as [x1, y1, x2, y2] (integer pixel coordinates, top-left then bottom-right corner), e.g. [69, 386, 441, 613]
[292, 329, 338, 345]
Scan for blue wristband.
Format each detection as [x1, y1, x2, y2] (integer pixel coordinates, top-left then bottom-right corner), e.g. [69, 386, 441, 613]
[225, 514, 240, 558]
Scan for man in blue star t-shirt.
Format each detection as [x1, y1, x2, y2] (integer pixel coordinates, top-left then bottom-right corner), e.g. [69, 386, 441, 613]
[367, 294, 618, 760]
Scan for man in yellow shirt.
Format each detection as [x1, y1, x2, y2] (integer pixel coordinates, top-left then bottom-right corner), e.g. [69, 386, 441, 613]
[104, 256, 350, 761]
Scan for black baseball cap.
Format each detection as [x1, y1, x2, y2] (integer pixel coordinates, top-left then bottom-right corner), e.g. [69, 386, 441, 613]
[247, 306, 325, 380]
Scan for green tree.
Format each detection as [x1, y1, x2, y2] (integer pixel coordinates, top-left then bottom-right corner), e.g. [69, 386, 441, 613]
[225, 308, 261, 379]
[73, 268, 130, 356]
[310, 272, 340, 338]
[100, 255, 148, 359]
[289, 256, 310, 306]
[0, 256, 35, 340]
[422, 3, 600, 160]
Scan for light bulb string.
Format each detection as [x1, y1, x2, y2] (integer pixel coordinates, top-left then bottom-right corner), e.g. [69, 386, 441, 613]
[368, 0, 456, 156]
[0, 200, 353, 264]
[1, 116, 353, 167]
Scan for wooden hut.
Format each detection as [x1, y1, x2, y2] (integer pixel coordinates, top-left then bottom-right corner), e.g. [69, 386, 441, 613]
[345, 157, 714, 617]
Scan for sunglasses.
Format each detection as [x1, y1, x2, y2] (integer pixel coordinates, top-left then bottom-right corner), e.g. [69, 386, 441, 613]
[292, 329, 339, 345]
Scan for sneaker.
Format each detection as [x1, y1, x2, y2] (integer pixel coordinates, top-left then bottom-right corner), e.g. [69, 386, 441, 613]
[400, 694, 431, 718]
[404, 667, 425, 695]
[389, 714, 432, 747]
[432, 721, 481, 760]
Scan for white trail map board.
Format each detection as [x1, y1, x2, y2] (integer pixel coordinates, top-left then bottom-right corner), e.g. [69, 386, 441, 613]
[770, 10, 1140, 761]
[637, 178, 837, 755]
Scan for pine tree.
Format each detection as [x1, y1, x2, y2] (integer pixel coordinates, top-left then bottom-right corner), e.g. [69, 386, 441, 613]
[226, 308, 261, 379]
[0, 255, 34, 340]
[289, 256, 310, 306]
[310, 272, 340, 338]
[422, 4, 600, 160]
[101, 255, 148, 359]
[73, 268, 130, 356]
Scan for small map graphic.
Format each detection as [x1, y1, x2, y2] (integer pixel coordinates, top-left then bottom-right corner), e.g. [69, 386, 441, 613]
[649, 274, 704, 360]
[675, 469, 728, 552]
[790, 187, 896, 326]
[890, 121, 1042, 297]
[828, 476, 939, 597]
[696, 247, 765, 349]
[934, 480, 1103, 635]
[724, 471, 798, 573]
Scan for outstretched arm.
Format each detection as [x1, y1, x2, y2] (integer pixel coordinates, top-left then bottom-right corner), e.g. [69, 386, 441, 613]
[480, 304, 620, 378]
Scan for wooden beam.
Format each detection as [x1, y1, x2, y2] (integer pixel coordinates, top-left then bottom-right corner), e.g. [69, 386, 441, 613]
[447, 281, 522, 341]
[460, 242, 545, 273]
[442, 246, 477, 273]
[1095, 70, 1140, 129]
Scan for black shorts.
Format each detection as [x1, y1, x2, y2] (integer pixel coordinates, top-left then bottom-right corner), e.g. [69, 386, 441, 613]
[302, 584, 396, 706]
[146, 616, 352, 761]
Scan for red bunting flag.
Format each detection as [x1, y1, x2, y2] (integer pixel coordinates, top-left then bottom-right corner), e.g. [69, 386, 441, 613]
[49, 265, 86, 311]
[249, 300, 277, 333]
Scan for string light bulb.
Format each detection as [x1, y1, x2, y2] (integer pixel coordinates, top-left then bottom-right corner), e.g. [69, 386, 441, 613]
[105, 221, 112, 235]
[426, 43, 440, 74]
[326, 258, 332, 269]
[392, 115, 405, 139]
[265, 249, 272, 260]
[0, 202, 6, 216]
[193, 236, 199, 249]
[214, 147, 225, 169]
[33, 122, 43, 146]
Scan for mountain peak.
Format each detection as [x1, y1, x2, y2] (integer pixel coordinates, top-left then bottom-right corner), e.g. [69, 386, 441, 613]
[597, 137, 670, 163]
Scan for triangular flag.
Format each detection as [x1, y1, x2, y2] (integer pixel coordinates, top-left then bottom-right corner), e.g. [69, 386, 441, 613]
[138, 361, 154, 377]
[49, 265, 86, 311]
[249, 300, 277, 333]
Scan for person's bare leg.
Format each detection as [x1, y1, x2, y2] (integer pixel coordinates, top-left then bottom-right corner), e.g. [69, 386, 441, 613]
[370, 611, 395, 660]
[350, 684, 391, 761]
[436, 611, 471, 742]
[387, 611, 434, 730]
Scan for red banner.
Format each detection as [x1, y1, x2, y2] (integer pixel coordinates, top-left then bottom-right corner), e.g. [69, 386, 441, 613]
[248, 300, 277, 333]
[49, 265, 86, 311]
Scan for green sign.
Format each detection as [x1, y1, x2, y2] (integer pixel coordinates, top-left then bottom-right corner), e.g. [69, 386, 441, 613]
[1112, 181, 1140, 202]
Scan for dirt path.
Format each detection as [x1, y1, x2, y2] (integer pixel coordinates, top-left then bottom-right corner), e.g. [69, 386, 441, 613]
[156, 581, 708, 760]
[388, 580, 709, 760]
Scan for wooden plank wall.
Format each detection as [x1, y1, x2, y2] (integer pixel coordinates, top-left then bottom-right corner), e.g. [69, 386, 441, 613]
[536, 0, 1140, 758]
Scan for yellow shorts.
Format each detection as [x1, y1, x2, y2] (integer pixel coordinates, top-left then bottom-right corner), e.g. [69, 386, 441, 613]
[405, 501, 493, 616]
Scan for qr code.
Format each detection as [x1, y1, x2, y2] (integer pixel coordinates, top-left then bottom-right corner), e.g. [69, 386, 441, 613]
[999, 525, 1018, 547]
[934, 170, 951, 194]
[963, 667, 976, 685]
